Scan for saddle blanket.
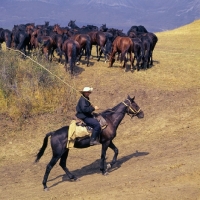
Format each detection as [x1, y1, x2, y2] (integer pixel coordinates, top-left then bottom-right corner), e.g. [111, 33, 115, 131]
[67, 120, 92, 148]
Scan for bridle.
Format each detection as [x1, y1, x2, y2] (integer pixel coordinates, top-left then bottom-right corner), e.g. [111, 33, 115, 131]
[122, 99, 141, 118]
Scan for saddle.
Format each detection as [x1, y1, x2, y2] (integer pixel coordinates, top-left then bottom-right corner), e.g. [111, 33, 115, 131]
[66, 114, 107, 148]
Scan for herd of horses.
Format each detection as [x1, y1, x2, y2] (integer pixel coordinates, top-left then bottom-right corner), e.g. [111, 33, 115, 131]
[0, 20, 158, 74]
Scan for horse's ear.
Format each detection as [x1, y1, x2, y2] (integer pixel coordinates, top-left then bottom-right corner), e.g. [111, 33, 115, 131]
[127, 94, 131, 99]
[132, 96, 135, 100]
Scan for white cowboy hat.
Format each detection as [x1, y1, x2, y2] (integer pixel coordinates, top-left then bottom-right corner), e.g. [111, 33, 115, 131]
[80, 87, 93, 93]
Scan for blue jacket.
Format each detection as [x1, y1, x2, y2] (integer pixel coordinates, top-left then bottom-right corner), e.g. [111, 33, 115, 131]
[76, 96, 95, 119]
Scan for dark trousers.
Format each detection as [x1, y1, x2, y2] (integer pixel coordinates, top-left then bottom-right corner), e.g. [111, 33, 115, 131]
[83, 117, 101, 140]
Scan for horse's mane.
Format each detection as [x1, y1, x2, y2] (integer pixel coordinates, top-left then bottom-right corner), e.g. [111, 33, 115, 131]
[101, 103, 121, 118]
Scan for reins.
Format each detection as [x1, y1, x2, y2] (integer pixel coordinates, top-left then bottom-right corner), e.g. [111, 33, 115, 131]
[122, 99, 141, 117]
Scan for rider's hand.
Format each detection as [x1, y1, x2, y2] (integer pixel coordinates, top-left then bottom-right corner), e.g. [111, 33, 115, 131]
[94, 106, 99, 110]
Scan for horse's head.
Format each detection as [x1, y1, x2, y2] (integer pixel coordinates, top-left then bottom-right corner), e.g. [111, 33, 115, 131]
[68, 20, 75, 28]
[123, 95, 144, 118]
[53, 24, 58, 32]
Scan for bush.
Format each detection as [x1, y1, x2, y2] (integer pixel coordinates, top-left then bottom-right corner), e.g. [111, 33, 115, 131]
[0, 48, 77, 121]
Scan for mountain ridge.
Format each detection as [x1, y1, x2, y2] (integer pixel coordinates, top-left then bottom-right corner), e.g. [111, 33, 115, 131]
[1, 0, 200, 33]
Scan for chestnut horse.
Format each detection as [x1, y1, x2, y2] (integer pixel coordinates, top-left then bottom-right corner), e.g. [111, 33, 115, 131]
[35, 95, 144, 190]
[53, 24, 69, 35]
[109, 36, 134, 71]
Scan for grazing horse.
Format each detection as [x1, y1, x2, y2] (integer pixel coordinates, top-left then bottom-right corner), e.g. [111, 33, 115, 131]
[39, 33, 68, 62]
[62, 39, 80, 74]
[109, 36, 134, 71]
[0, 28, 12, 49]
[35, 95, 144, 190]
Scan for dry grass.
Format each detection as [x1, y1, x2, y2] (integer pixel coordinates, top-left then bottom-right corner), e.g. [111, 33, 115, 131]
[0, 49, 78, 120]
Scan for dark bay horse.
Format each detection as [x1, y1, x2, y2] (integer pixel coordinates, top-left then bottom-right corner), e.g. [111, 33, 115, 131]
[35, 95, 144, 190]
[70, 34, 91, 66]
[0, 28, 12, 49]
[62, 39, 80, 74]
[109, 36, 134, 71]
[96, 31, 113, 62]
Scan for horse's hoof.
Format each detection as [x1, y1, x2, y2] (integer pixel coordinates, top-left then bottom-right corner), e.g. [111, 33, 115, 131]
[70, 177, 80, 182]
[44, 187, 49, 191]
[103, 171, 109, 176]
[107, 163, 112, 170]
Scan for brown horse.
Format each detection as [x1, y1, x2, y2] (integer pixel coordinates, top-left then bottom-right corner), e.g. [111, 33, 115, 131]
[87, 31, 98, 58]
[70, 34, 91, 66]
[109, 36, 134, 71]
[0, 28, 12, 49]
[62, 39, 80, 74]
[53, 24, 69, 35]
[96, 31, 113, 62]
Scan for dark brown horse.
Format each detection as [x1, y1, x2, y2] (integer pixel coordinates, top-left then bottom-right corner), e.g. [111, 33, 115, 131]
[70, 34, 91, 66]
[35, 95, 144, 190]
[109, 36, 134, 71]
[62, 39, 80, 74]
[96, 31, 113, 62]
[87, 31, 98, 58]
[0, 28, 12, 49]
[40, 34, 68, 62]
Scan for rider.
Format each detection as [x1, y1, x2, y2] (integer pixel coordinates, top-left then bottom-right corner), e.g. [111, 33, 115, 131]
[76, 87, 101, 146]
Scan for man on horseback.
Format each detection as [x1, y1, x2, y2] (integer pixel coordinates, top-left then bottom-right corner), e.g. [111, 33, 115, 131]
[76, 87, 101, 146]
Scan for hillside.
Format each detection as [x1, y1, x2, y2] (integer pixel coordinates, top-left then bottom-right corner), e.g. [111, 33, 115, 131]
[0, 20, 200, 199]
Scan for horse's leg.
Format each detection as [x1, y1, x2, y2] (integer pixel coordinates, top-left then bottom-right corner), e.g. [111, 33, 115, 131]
[100, 141, 110, 175]
[150, 50, 153, 66]
[107, 141, 118, 170]
[96, 44, 98, 58]
[97, 48, 102, 61]
[64, 54, 68, 72]
[42, 155, 60, 191]
[68, 57, 73, 74]
[59, 148, 78, 180]
[97, 45, 104, 61]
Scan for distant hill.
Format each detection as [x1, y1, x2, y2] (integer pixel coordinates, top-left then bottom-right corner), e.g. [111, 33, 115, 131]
[0, 0, 200, 33]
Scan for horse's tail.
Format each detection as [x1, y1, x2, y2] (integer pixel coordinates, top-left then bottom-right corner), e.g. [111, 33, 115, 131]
[35, 131, 53, 163]
[72, 42, 76, 65]
[121, 45, 130, 62]
[86, 37, 91, 58]
[42, 39, 50, 47]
